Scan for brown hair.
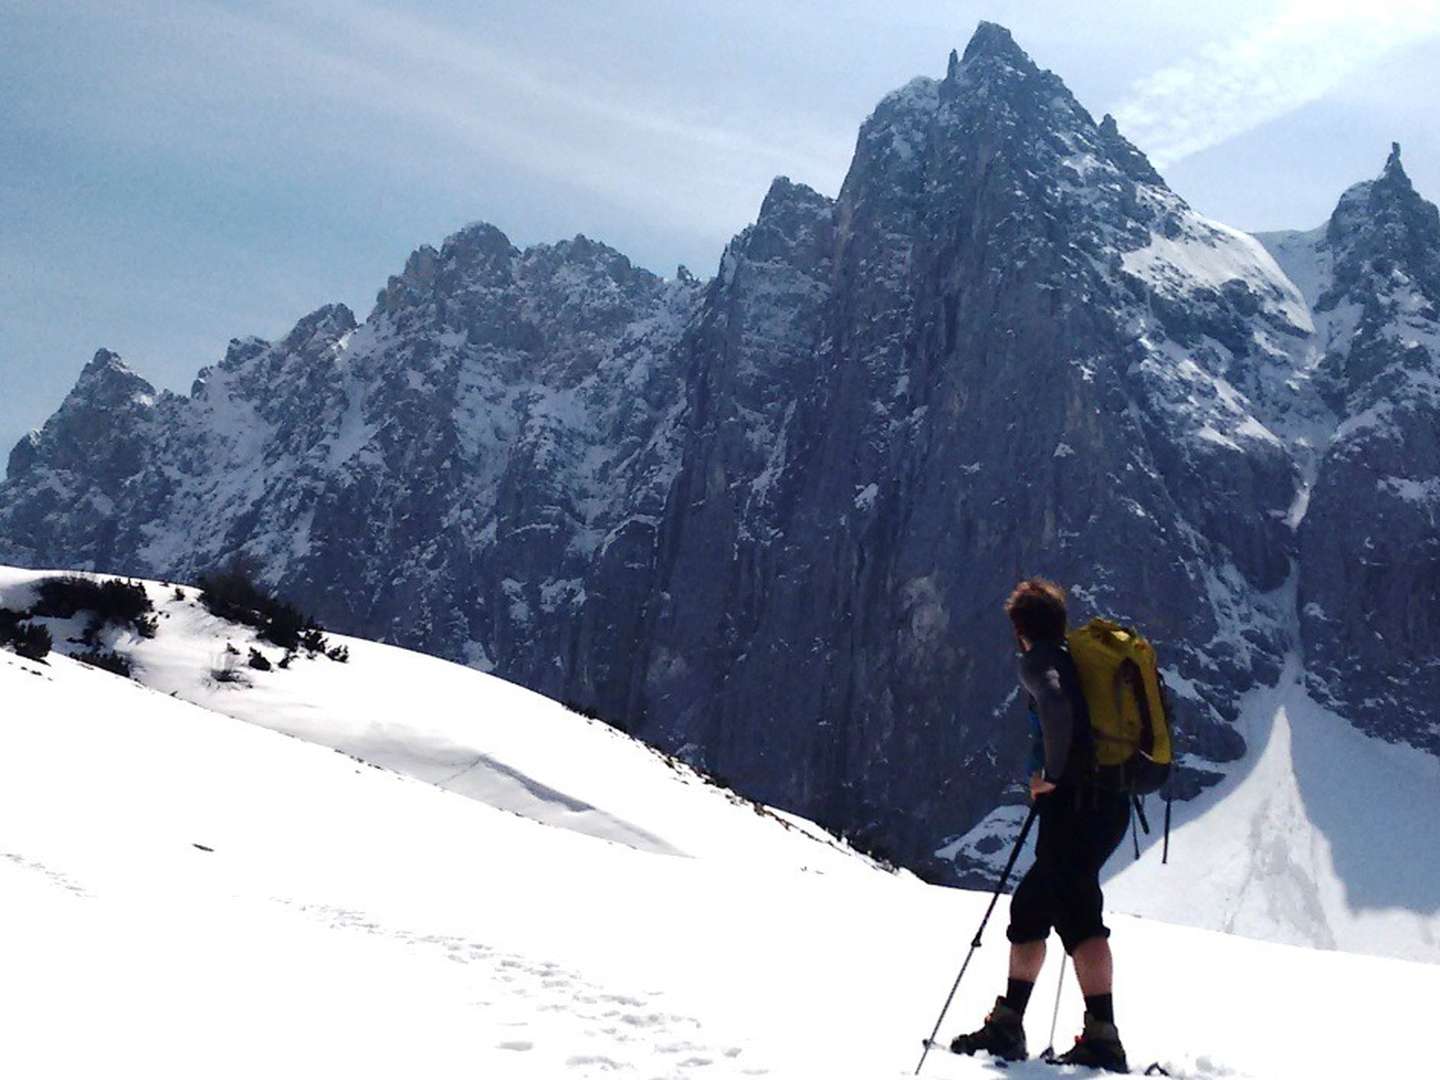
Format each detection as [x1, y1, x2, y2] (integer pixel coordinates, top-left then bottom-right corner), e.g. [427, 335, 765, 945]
[1005, 578, 1068, 644]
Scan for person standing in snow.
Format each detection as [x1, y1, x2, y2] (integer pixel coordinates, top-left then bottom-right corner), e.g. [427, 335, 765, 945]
[948, 578, 1132, 1072]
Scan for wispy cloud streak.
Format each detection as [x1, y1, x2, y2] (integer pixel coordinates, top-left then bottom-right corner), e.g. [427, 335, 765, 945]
[1113, 0, 1440, 168]
[169, 0, 854, 244]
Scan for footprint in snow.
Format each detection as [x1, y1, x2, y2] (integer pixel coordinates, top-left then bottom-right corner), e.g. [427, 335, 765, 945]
[566, 1054, 623, 1070]
[274, 898, 771, 1076]
[0, 851, 92, 898]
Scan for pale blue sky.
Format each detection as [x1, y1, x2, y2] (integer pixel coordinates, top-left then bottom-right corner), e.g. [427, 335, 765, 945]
[3, 0, 1438, 453]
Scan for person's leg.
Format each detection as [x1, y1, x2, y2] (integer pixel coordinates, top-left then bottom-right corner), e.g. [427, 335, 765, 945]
[1009, 938, 1046, 982]
[950, 814, 1058, 1059]
[1004, 815, 1059, 1014]
[1071, 935, 1111, 994]
[1050, 795, 1131, 1072]
[1071, 935, 1113, 1022]
[1004, 939, 1046, 1014]
[949, 938, 1041, 1059]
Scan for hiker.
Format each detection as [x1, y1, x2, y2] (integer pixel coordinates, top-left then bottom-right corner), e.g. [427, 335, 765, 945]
[949, 578, 1132, 1072]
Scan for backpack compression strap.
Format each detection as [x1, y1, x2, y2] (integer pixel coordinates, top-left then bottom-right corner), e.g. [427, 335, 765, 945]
[1113, 658, 1157, 758]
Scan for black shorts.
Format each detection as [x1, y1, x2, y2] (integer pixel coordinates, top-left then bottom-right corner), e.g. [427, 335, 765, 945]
[1006, 788, 1131, 955]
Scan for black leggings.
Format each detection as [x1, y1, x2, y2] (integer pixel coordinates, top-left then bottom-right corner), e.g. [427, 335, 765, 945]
[1006, 788, 1131, 955]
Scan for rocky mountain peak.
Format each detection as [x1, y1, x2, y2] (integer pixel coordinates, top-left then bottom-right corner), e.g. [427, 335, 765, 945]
[441, 221, 519, 271]
[72, 348, 155, 403]
[1098, 112, 1166, 186]
[83, 347, 124, 374]
[218, 336, 270, 372]
[283, 303, 357, 351]
[531, 235, 651, 288]
[1324, 144, 1440, 307]
[8, 348, 158, 488]
[1369, 141, 1425, 213]
[756, 176, 832, 228]
[959, 20, 1031, 69]
[374, 223, 519, 319]
[725, 175, 835, 275]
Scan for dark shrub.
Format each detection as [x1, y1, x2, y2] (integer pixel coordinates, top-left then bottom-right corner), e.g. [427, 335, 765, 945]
[33, 576, 154, 636]
[13, 622, 52, 661]
[75, 648, 133, 678]
[1, 609, 52, 661]
[297, 625, 329, 654]
[563, 699, 627, 733]
[197, 558, 328, 655]
[325, 643, 349, 663]
[264, 603, 309, 651]
[247, 648, 272, 672]
[210, 666, 245, 684]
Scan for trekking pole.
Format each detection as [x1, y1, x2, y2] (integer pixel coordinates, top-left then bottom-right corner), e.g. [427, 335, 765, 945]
[914, 803, 1039, 1076]
[1041, 954, 1068, 1060]
[1162, 788, 1173, 864]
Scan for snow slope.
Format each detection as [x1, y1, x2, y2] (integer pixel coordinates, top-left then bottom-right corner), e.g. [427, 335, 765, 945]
[1106, 656, 1440, 962]
[0, 566, 866, 875]
[3, 574, 1439, 1078]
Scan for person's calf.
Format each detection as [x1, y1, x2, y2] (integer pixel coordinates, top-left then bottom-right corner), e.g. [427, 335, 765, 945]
[1070, 935, 1113, 997]
[1008, 938, 1046, 983]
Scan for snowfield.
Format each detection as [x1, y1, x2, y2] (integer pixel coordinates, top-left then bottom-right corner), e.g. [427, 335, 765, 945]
[1106, 657, 1440, 962]
[1, 566, 1437, 1079]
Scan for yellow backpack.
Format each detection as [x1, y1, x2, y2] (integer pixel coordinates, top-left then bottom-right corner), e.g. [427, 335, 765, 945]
[1066, 618, 1173, 794]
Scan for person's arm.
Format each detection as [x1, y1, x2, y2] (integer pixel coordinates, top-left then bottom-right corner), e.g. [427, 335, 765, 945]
[1018, 649, 1074, 784]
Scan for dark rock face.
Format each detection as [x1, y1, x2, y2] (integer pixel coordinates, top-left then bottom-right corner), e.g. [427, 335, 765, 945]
[1262, 146, 1440, 756]
[3, 23, 1436, 878]
[1, 349, 167, 571]
[634, 25, 1321, 869]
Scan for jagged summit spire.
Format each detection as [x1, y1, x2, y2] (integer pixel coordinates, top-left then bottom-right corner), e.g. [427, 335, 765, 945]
[75, 348, 150, 393]
[758, 174, 829, 221]
[1369, 139, 1419, 204]
[83, 348, 125, 374]
[1383, 141, 1408, 182]
[960, 21, 1027, 66]
[68, 347, 154, 407]
[1324, 139, 1439, 272]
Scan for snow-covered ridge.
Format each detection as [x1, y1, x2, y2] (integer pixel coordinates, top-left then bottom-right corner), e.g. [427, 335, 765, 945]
[0, 566, 874, 876]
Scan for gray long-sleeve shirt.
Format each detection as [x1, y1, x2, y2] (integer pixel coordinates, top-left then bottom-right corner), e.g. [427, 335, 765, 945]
[1019, 639, 1083, 782]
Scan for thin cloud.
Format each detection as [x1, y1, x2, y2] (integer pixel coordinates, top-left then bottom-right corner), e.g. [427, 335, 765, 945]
[1113, 0, 1440, 169]
[182, 0, 853, 243]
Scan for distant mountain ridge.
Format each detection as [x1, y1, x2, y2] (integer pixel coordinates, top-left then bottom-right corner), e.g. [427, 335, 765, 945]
[4, 22, 1437, 881]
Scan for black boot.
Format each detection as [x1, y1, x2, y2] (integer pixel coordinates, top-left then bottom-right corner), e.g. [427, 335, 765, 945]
[1051, 1013, 1128, 1073]
[949, 996, 1027, 1062]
